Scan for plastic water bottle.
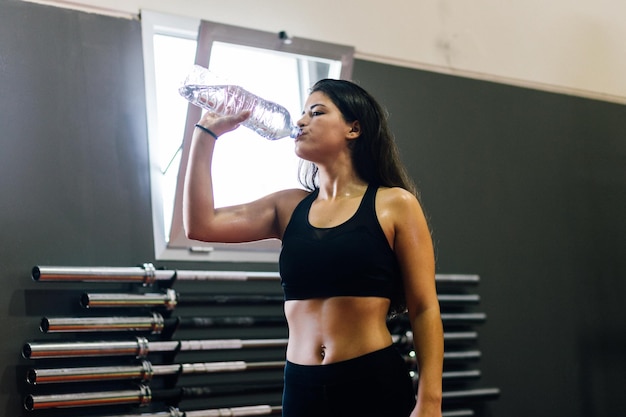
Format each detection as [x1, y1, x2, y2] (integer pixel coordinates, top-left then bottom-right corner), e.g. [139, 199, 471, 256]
[179, 65, 300, 140]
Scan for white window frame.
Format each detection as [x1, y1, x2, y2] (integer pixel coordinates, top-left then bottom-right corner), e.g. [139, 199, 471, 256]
[141, 10, 354, 263]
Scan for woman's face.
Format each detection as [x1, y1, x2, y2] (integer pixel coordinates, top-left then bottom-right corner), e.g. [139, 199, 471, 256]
[294, 91, 357, 162]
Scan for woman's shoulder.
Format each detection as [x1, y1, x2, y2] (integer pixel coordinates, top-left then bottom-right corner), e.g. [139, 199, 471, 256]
[275, 187, 312, 203]
[375, 186, 426, 222]
[272, 188, 312, 237]
[273, 187, 312, 212]
[375, 186, 419, 206]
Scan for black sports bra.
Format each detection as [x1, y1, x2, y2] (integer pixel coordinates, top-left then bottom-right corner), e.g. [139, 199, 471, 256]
[279, 184, 402, 301]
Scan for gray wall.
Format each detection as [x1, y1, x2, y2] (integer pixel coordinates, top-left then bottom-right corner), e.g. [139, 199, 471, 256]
[355, 62, 626, 416]
[1, 0, 625, 416]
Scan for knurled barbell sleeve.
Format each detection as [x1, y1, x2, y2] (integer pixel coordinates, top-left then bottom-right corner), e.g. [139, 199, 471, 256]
[32, 264, 172, 285]
[41, 312, 167, 333]
[81, 289, 178, 309]
[24, 384, 152, 410]
[27, 360, 156, 384]
[23, 336, 153, 359]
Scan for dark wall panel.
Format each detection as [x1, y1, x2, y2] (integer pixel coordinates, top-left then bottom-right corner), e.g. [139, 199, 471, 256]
[352, 60, 626, 417]
[0, 1, 153, 415]
[0, 0, 153, 266]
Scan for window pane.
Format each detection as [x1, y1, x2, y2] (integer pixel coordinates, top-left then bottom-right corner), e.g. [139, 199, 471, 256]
[207, 42, 303, 208]
[153, 34, 197, 241]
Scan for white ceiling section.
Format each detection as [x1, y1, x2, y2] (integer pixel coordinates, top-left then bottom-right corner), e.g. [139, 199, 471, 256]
[22, 0, 626, 104]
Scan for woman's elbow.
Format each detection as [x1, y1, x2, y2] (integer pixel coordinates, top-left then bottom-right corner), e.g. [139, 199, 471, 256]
[184, 227, 200, 241]
[183, 218, 210, 242]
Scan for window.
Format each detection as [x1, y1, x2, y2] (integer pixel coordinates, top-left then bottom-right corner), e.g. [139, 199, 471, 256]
[141, 10, 354, 262]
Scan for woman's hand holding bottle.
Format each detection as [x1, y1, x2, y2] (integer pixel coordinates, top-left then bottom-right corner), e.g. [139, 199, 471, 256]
[194, 110, 252, 140]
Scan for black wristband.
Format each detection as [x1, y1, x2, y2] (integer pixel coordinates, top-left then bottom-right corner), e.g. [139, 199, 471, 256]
[194, 124, 218, 140]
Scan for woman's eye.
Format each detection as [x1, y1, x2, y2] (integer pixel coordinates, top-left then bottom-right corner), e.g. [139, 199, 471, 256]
[312, 111, 323, 116]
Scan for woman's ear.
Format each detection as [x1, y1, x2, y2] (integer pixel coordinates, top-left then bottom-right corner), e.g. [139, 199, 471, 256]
[347, 121, 361, 139]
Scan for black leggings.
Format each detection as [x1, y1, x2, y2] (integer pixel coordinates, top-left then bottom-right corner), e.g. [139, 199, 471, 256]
[282, 345, 416, 417]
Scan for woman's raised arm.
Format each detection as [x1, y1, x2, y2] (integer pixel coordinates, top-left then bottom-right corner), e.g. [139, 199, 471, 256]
[183, 111, 307, 244]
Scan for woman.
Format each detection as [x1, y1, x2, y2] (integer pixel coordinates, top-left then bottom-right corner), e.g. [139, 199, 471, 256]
[184, 79, 443, 417]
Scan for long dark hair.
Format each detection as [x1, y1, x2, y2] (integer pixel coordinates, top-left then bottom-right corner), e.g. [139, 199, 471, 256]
[298, 79, 417, 199]
[298, 79, 420, 316]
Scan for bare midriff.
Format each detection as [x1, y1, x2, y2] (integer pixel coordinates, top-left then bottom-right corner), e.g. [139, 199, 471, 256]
[284, 296, 394, 365]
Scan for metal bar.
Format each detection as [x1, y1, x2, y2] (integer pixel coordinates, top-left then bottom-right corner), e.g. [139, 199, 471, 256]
[179, 360, 285, 374]
[27, 361, 156, 385]
[32, 264, 279, 284]
[27, 359, 287, 385]
[392, 313, 486, 327]
[23, 337, 151, 359]
[174, 270, 280, 281]
[81, 289, 178, 309]
[139, 340, 180, 354]
[80, 291, 284, 309]
[28, 358, 476, 386]
[180, 294, 285, 305]
[41, 314, 286, 334]
[443, 331, 478, 342]
[178, 382, 284, 398]
[41, 312, 166, 333]
[79, 410, 181, 417]
[24, 385, 151, 410]
[441, 313, 487, 324]
[178, 316, 286, 328]
[151, 364, 182, 376]
[435, 274, 480, 284]
[26, 383, 283, 410]
[33, 264, 477, 285]
[74, 405, 281, 417]
[443, 350, 482, 361]
[32, 264, 171, 285]
[438, 294, 480, 304]
[82, 404, 462, 417]
[25, 335, 479, 360]
[413, 369, 482, 381]
[25, 384, 498, 411]
[442, 387, 501, 402]
[406, 350, 481, 367]
[76, 411, 179, 417]
[184, 405, 281, 416]
[177, 338, 288, 351]
[23, 337, 288, 359]
[442, 410, 475, 417]
[394, 330, 478, 343]
[442, 369, 481, 380]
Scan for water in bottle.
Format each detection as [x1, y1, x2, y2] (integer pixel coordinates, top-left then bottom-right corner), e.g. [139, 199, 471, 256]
[179, 65, 300, 140]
